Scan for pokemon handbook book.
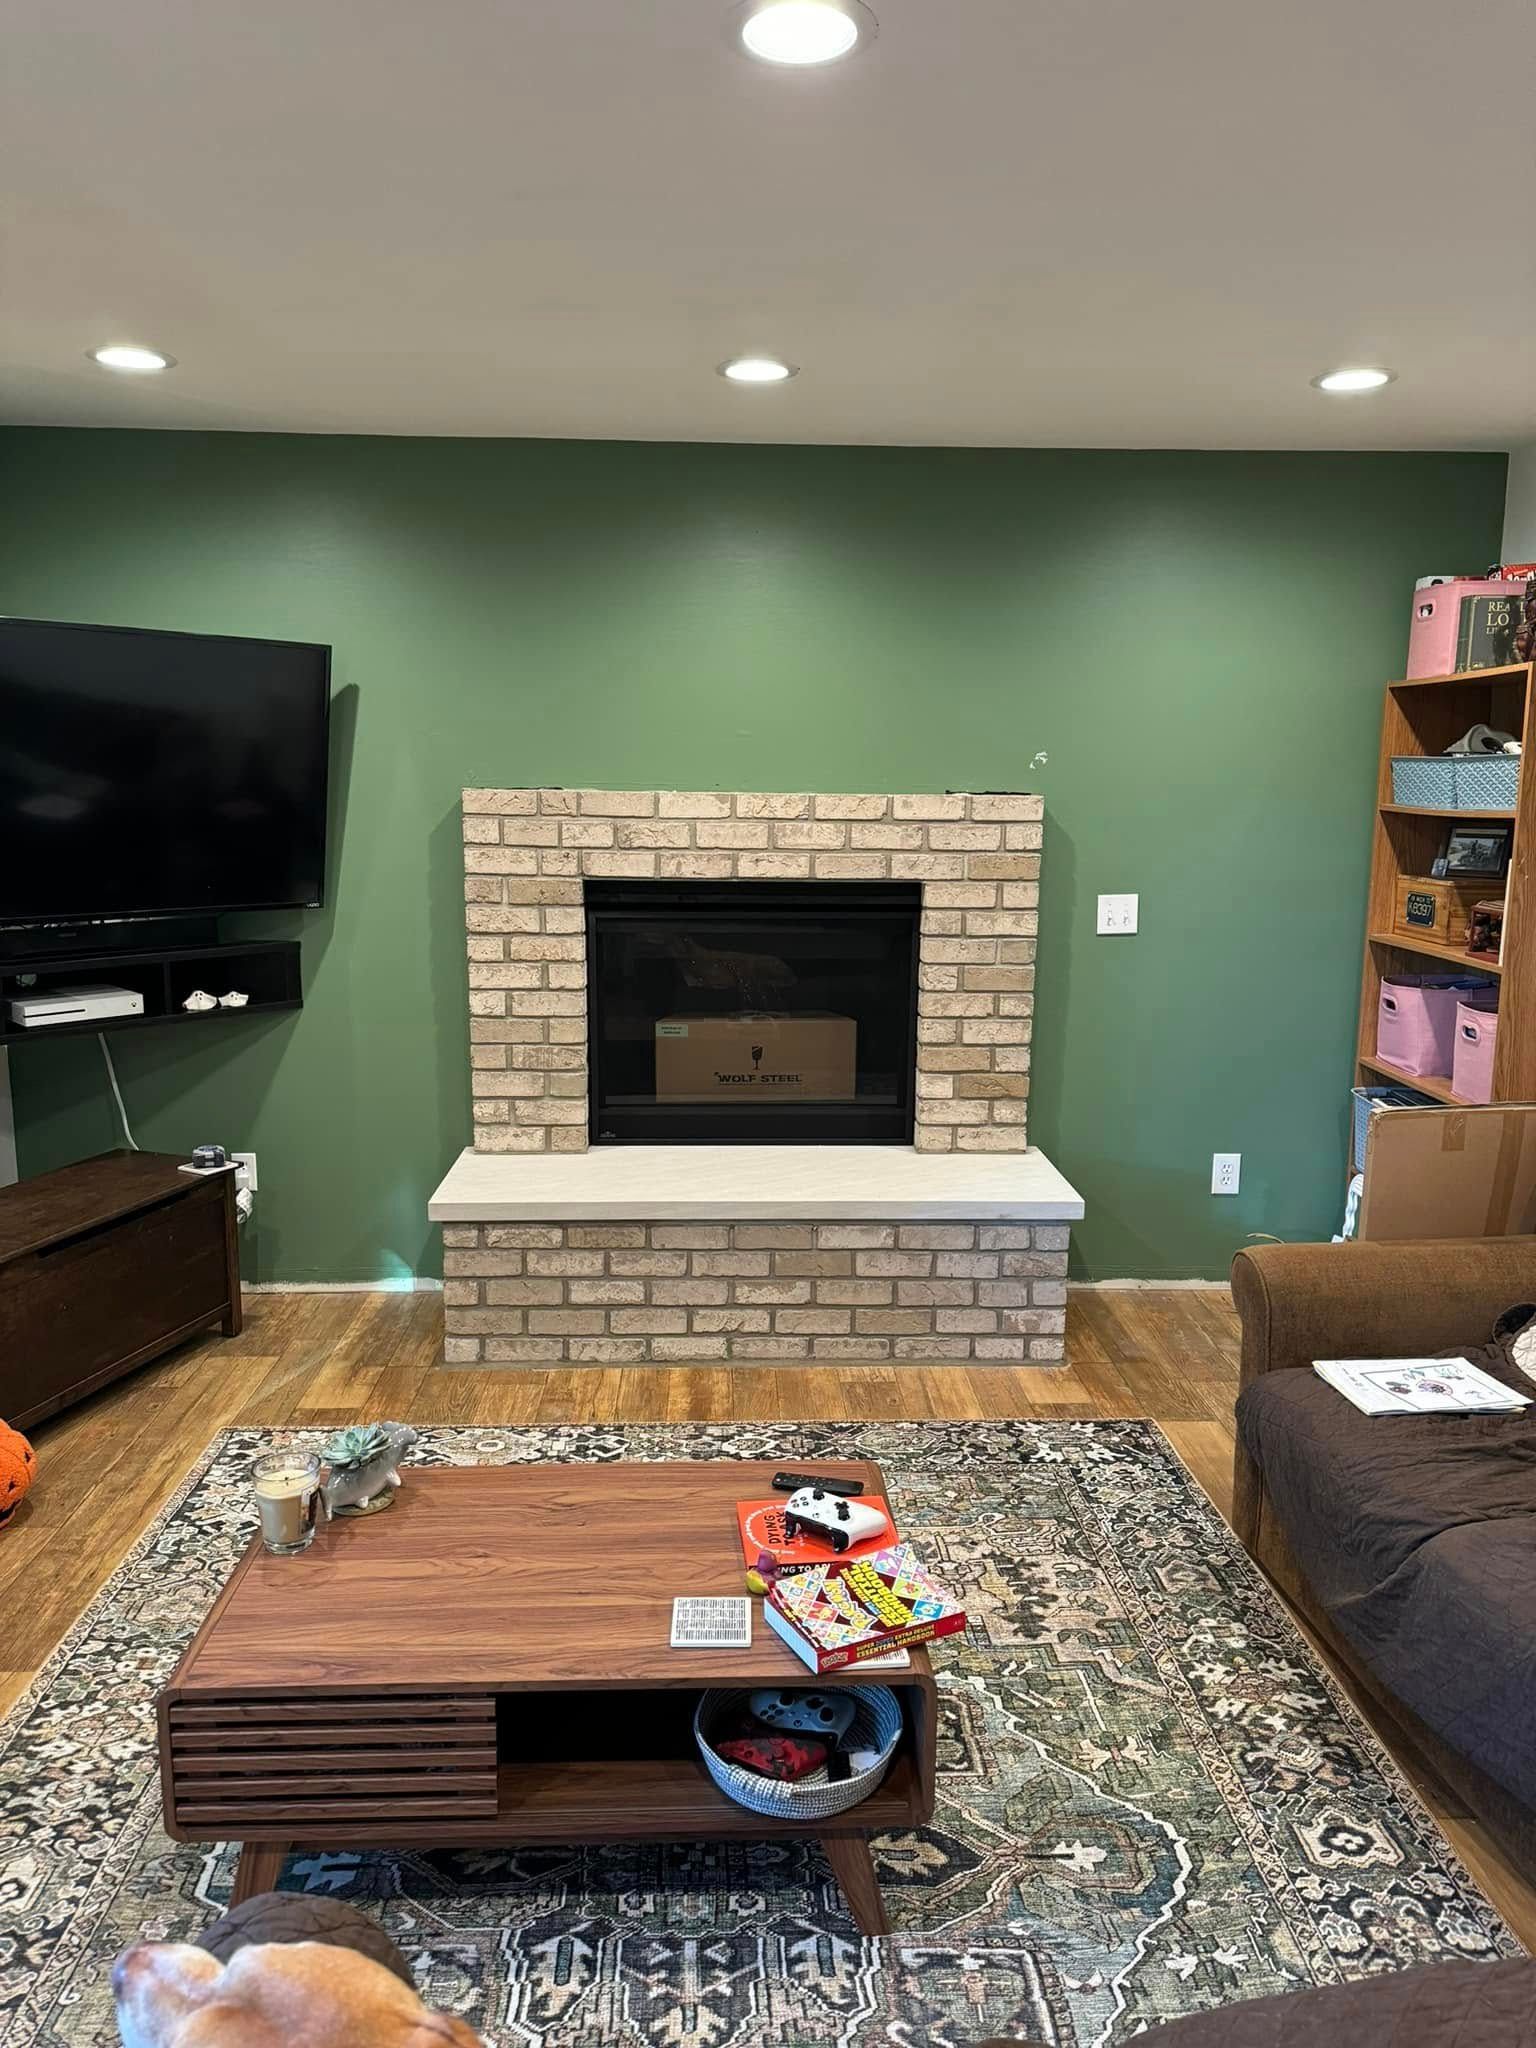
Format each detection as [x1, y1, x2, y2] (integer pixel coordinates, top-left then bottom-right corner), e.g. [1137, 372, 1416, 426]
[763, 1544, 966, 1673]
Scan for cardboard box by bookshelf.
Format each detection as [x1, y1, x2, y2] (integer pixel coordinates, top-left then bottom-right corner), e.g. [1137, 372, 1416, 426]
[1360, 1105, 1536, 1239]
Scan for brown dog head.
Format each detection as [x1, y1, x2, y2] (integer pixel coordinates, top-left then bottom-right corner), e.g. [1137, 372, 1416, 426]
[112, 1938, 484, 2048]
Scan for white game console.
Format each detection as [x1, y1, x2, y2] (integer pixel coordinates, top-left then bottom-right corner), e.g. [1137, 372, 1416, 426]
[8, 984, 146, 1029]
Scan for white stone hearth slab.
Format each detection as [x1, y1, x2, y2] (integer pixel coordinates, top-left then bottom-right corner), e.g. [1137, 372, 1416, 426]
[429, 1144, 1084, 1223]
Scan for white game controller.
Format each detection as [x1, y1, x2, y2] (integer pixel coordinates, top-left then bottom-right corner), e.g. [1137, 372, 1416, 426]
[781, 1486, 887, 1554]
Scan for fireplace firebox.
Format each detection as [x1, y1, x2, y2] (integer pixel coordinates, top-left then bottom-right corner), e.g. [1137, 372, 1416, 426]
[585, 881, 921, 1144]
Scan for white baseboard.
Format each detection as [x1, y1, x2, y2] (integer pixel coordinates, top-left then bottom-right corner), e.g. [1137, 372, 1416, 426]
[1069, 1278, 1228, 1291]
[244, 1278, 443, 1294]
[244, 1276, 1221, 1296]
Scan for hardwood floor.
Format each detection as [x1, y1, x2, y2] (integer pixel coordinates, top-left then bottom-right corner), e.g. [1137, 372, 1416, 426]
[5, 1283, 1533, 1947]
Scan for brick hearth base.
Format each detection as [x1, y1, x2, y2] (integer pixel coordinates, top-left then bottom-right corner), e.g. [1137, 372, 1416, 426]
[442, 1220, 1069, 1365]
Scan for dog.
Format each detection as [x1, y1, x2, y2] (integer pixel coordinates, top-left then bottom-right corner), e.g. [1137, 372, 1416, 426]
[112, 1937, 484, 2048]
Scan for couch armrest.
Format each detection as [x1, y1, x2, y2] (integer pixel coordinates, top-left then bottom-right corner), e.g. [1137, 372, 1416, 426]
[1229, 1236, 1536, 1552]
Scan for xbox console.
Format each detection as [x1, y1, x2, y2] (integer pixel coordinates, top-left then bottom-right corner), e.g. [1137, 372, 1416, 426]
[8, 984, 145, 1029]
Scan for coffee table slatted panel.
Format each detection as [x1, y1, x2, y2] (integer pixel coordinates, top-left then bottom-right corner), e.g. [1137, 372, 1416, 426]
[164, 1693, 499, 1830]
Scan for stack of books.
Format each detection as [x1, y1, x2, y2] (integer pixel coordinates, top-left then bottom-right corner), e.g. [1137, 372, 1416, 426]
[733, 1491, 966, 1672]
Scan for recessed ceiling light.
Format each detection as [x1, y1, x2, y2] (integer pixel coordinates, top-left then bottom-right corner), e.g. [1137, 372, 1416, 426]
[736, 0, 877, 65]
[89, 344, 176, 373]
[1311, 366, 1395, 393]
[718, 355, 799, 384]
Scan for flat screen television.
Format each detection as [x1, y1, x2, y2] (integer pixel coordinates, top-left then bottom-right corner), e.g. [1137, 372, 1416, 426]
[0, 619, 331, 926]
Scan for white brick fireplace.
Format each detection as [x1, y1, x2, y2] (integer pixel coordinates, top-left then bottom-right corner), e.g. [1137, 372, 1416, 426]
[429, 787, 1083, 1366]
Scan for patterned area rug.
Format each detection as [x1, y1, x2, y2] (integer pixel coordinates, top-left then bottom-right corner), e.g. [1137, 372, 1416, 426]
[0, 1421, 1519, 2047]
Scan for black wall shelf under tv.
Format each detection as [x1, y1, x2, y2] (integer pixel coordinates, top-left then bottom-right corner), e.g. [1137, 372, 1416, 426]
[0, 938, 301, 1048]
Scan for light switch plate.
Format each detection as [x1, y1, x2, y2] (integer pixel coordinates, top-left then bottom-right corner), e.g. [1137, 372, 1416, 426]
[1097, 893, 1139, 935]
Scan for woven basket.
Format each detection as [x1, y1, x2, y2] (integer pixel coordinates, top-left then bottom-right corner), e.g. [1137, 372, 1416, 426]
[1350, 1082, 1436, 1173]
[1391, 756, 1457, 806]
[694, 1685, 903, 1822]
[1453, 754, 1519, 809]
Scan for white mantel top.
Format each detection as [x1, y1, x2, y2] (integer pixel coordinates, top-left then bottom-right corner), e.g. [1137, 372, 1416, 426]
[429, 1145, 1084, 1223]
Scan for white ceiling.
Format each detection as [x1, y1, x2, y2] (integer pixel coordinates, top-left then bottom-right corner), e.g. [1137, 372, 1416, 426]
[3, 0, 1532, 449]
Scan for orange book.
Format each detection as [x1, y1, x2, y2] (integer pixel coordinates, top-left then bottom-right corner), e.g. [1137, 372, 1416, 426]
[736, 1495, 895, 1574]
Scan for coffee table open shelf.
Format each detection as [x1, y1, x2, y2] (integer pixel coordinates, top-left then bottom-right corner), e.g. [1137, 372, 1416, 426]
[158, 1462, 937, 1936]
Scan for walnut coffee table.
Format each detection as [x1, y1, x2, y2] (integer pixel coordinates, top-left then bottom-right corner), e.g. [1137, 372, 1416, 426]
[157, 1460, 936, 1936]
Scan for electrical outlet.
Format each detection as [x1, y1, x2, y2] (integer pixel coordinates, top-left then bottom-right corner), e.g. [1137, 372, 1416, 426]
[1211, 1152, 1241, 1196]
[1096, 893, 1139, 936]
[231, 1151, 258, 1193]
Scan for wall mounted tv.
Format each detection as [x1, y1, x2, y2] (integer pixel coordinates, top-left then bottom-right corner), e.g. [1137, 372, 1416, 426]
[0, 619, 332, 927]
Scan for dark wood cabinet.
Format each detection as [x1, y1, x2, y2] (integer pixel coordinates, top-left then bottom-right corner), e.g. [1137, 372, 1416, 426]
[0, 1150, 241, 1428]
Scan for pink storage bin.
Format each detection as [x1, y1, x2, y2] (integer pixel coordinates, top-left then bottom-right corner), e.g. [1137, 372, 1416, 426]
[1451, 1004, 1498, 1104]
[1376, 978, 1493, 1078]
[1406, 577, 1525, 678]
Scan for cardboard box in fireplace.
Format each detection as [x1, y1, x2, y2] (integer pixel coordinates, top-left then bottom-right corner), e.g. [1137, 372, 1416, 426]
[654, 1013, 857, 1101]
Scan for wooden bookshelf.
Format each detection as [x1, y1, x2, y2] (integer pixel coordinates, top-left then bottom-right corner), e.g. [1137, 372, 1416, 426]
[1366, 930, 1504, 975]
[1356, 662, 1535, 1106]
[1379, 804, 1516, 821]
[1356, 1056, 1463, 1107]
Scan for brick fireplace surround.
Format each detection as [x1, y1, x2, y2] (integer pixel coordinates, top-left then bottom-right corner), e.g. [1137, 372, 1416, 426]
[429, 789, 1083, 1367]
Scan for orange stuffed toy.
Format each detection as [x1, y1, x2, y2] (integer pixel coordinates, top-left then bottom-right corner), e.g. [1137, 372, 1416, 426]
[0, 1421, 36, 1529]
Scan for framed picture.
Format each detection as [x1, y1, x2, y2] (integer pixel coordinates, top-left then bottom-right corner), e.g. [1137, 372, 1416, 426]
[1438, 823, 1512, 878]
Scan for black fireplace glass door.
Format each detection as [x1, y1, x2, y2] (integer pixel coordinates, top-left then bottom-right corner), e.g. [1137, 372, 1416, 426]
[586, 882, 921, 1144]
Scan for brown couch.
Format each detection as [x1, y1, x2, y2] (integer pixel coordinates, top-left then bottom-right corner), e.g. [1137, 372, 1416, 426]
[1230, 1235, 1536, 1883]
[977, 1957, 1536, 2046]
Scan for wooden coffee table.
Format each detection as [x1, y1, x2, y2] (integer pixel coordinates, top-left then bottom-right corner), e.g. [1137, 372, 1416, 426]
[157, 1459, 936, 1936]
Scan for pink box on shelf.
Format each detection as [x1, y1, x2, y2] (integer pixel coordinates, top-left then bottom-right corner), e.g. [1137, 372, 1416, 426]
[1406, 578, 1525, 678]
[1377, 978, 1493, 1078]
[1451, 1004, 1499, 1104]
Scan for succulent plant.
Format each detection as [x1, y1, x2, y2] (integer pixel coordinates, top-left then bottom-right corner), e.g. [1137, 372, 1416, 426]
[321, 1423, 392, 1473]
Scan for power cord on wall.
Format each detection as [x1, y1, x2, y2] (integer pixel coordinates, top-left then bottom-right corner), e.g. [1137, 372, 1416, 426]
[93, 1031, 254, 1225]
[97, 1033, 140, 1151]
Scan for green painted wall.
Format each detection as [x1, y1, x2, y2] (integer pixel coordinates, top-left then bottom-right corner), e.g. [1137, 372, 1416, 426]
[0, 430, 1506, 1280]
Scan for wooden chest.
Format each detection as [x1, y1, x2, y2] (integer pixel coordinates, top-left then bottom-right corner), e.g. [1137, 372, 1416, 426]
[1391, 875, 1492, 949]
[0, 1150, 240, 1427]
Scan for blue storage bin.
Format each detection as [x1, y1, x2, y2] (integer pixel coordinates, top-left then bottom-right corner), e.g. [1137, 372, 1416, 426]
[1350, 1083, 1436, 1173]
[1453, 754, 1519, 809]
[1391, 756, 1457, 806]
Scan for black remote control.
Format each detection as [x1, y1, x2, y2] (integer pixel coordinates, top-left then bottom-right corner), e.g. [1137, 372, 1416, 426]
[771, 1471, 865, 1497]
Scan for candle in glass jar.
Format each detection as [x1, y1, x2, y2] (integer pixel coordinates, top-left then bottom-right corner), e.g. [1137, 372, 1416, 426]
[253, 1452, 320, 1555]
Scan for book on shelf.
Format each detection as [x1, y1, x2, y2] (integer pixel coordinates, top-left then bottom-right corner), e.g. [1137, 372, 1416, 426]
[1313, 1356, 1529, 1416]
[735, 1495, 895, 1576]
[764, 1543, 966, 1673]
